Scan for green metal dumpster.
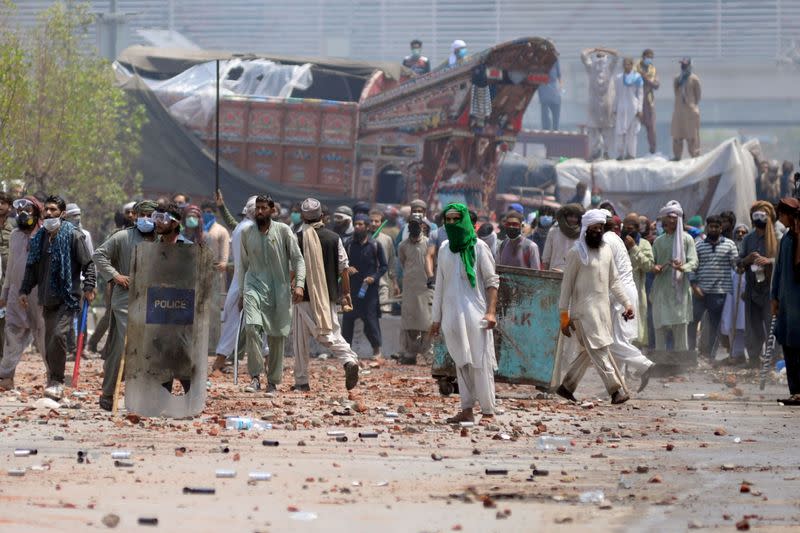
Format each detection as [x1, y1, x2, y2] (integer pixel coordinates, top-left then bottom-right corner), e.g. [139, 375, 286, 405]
[432, 265, 563, 395]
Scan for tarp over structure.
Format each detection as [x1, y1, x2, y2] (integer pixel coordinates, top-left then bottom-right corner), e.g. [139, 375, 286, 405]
[122, 75, 355, 211]
[555, 138, 758, 223]
[118, 46, 411, 102]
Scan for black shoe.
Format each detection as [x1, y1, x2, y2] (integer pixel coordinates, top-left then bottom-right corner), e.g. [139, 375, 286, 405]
[637, 365, 654, 393]
[344, 362, 359, 390]
[98, 396, 113, 412]
[611, 390, 630, 405]
[266, 383, 278, 393]
[555, 384, 577, 402]
[398, 355, 418, 365]
[290, 383, 310, 392]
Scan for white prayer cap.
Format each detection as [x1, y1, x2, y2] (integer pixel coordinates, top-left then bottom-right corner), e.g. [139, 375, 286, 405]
[451, 39, 466, 52]
[65, 203, 81, 217]
[242, 195, 257, 217]
[123, 201, 135, 212]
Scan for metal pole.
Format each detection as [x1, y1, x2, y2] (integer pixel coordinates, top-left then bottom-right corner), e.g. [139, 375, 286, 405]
[215, 59, 220, 194]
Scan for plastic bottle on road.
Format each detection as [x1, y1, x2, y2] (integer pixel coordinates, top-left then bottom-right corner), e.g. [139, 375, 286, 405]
[536, 436, 570, 450]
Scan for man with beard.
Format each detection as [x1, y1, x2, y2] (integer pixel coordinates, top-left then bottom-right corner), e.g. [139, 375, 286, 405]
[771, 198, 800, 400]
[738, 201, 779, 367]
[291, 198, 359, 391]
[332, 206, 354, 243]
[212, 196, 257, 373]
[397, 214, 433, 365]
[430, 203, 499, 423]
[542, 203, 585, 271]
[602, 213, 655, 391]
[342, 214, 388, 358]
[622, 213, 654, 347]
[556, 209, 633, 404]
[19, 195, 96, 400]
[651, 201, 698, 352]
[92, 200, 157, 410]
[581, 47, 619, 160]
[688, 215, 739, 361]
[497, 211, 540, 269]
[0, 197, 46, 391]
[239, 195, 305, 394]
[154, 202, 191, 244]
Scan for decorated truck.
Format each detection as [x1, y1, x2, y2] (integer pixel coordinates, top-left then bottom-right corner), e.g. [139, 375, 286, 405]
[117, 37, 556, 209]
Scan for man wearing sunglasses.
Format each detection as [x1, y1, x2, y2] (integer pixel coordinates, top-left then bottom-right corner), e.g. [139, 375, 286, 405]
[93, 200, 157, 410]
[0, 197, 46, 391]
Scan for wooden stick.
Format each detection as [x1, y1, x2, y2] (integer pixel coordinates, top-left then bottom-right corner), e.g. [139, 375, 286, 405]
[111, 335, 128, 414]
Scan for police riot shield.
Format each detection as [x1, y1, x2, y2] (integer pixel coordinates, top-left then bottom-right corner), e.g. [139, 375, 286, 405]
[124, 242, 213, 417]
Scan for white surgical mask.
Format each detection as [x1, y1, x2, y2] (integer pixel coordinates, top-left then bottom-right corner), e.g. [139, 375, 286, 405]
[43, 217, 62, 232]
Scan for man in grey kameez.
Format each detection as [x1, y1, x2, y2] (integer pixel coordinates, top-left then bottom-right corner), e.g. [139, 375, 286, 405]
[239, 195, 305, 394]
[92, 200, 157, 410]
[397, 214, 433, 365]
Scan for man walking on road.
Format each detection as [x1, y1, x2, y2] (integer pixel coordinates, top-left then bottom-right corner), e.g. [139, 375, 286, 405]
[342, 214, 387, 358]
[397, 214, 433, 365]
[370, 209, 398, 314]
[771, 198, 800, 399]
[431, 203, 500, 424]
[238, 195, 305, 394]
[0, 196, 46, 391]
[497, 211, 541, 269]
[622, 212, 654, 347]
[556, 209, 633, 405]
[651, 201, 698, 352]
[92, 200, 157, 410]
[688, 215, 739, 361]
[19, 195, 96, 400]
[291, 198, 359, 391]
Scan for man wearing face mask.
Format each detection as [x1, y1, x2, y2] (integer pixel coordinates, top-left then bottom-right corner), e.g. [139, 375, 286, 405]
[289, 202, 303, 233]
[181, 204, 204, 243]
[613, 57, 644, 160]
[403, 39, 430, 76]
[581, 47, 619, 160]
[542, 203, 585, 271]
[0, 197, 46, 391]
[200, 201, 231, 348]
[556, 209, 633, 405]
[332, 205, 354, 243]
[671, 57, 702, 161]
[64, 203, 93, 254]
[397, 214, 433, 365]
[622, 213, 654, 347]
[92, 200, 157, 410]
[635, 49, 660, 154]
[448, 39, 468, 67]
[18, 195, 96, 400]
[738, 202, 779, 367]
[529, 209, 554, 255]
[342, 214, 388, 358]
[687, 215, 739, 362]
[497, 211, 541, 269]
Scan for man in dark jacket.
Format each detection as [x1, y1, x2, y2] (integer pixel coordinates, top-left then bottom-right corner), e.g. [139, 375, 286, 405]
[19, 195, 96, 400]
[342, 214, 387, 358]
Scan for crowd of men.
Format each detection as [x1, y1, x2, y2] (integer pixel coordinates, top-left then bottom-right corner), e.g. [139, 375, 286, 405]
[0, 182, 799, 415]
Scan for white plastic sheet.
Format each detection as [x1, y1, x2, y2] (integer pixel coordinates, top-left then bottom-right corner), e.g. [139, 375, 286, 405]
[555, 138, 758, 223]
[115, 59, 313, 132]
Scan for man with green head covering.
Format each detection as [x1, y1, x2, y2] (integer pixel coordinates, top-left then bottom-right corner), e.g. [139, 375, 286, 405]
[92, 200, 158, 410]
[431, 203, 500, 424]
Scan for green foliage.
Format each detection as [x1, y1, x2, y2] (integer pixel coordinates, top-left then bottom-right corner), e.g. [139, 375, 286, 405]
[0, 1, 145, 236]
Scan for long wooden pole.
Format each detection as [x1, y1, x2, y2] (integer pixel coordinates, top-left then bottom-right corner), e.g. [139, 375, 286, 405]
[215, 59, 221, 194]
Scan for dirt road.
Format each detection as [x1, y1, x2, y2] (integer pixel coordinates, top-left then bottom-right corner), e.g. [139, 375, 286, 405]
[1, 352, 798, 532]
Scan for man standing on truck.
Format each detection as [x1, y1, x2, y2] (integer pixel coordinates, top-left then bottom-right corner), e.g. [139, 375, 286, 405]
[403, 39, 431, 76]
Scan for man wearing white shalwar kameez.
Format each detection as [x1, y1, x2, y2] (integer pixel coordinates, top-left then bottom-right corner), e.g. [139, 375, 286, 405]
[613, 58, 644, 160]
[602, 222, 655, 392]
[431, 203, 499, 424]
[556, 210, 634, 405]
[213, 196, 256, 372]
